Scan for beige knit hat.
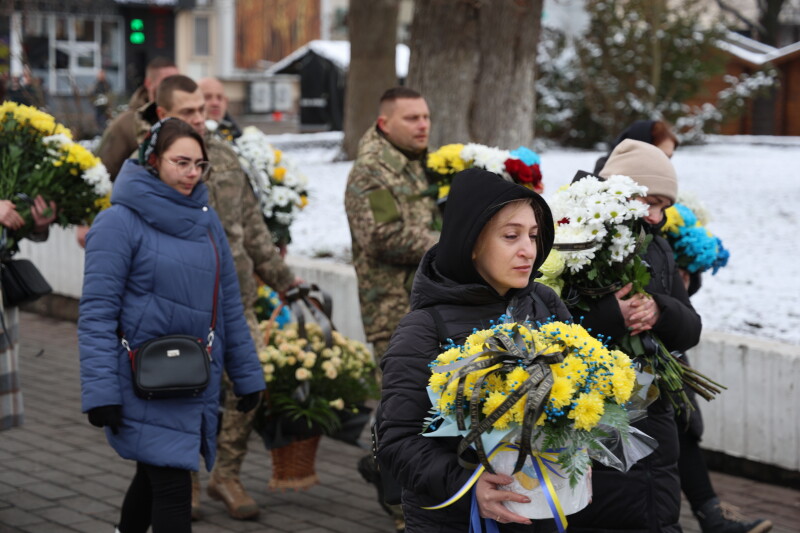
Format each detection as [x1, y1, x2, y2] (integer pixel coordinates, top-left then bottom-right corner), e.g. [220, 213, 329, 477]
[598, 139, 678, 203]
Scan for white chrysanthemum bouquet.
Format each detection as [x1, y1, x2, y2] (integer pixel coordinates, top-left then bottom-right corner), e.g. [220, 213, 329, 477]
[233, 126, 309, 246]
[539, 174, 724, 409]
[541, 174, 651, 300]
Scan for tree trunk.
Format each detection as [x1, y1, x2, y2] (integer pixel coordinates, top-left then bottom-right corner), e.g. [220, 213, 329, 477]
[407, 0, 543, 149]
[342, 0, 400, 160]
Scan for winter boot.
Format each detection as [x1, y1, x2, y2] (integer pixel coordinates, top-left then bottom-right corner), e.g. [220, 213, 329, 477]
[207, 474, 260, 520]
[694, 498, 773, 533]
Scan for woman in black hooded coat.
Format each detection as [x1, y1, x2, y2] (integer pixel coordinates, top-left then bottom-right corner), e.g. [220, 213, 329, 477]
[376, 168, 570, 533]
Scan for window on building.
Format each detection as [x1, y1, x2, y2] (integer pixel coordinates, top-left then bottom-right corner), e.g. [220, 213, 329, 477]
[18, 13, 123, 95]
[194, 16, 209, 57]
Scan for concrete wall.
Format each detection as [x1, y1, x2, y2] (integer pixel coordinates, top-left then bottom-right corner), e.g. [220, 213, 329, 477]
[17, 228, 800, 473]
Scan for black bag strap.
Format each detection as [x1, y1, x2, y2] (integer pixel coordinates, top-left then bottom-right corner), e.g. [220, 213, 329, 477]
[120, 230, 220, 353]
[421, 306, 448, 347]
[529, 290, 548, 318]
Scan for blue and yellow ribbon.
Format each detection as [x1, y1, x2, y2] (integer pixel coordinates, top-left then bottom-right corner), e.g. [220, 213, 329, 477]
[422, 442, 570, 533]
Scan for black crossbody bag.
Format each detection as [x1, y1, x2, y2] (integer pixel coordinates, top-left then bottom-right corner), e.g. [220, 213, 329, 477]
[1, 258, 52, 308]
[120, 233, 220, 400]
[0, 206, 53, 309]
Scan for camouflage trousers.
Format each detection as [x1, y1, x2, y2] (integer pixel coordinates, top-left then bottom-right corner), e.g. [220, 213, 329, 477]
[212, 372, 258, 479]
[212, 309, 263, 480]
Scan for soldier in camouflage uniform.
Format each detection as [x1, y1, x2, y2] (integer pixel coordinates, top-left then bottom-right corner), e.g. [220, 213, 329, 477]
[142, 75, 297, 521]
[345, 87, 439, 361]
[345, 87, 439, 533]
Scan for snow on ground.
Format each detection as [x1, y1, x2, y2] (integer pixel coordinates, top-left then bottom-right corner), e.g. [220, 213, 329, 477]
[274, 132, 800, 346]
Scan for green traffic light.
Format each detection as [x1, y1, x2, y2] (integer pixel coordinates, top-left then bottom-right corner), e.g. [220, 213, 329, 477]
[130, 19, 144, 31]
[130, 32, 145, 44]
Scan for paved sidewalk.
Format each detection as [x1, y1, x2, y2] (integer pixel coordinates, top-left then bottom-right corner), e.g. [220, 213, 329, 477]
[1, 312, 798, 532]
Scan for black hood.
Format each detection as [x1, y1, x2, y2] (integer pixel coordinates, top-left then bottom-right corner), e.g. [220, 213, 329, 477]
[610, 120, 655, 148]
[434, 168, 554, 287]
[593, 120, 655, 175]
[411, 244, 536, 311]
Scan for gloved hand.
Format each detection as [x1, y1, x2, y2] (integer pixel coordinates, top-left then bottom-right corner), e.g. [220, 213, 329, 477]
[236, 391, 261, 413]
[87, 405, 122, 435]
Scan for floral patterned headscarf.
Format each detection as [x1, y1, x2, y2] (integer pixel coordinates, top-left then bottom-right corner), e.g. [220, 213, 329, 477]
[138, 117, 174, 177]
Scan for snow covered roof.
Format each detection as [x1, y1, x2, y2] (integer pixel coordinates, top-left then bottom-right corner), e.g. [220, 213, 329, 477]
[265, 40, 410, 78]
[113, 0, 178, 4]
[717, 30, 800, 67]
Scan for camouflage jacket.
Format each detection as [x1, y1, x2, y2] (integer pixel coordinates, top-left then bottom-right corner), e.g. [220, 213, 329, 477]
[345, 126, 440, 351]
[95, 87, 150, 181]
[133, 107, 294, 307]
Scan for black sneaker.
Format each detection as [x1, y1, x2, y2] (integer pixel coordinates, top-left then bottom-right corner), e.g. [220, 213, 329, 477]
[694, 498, 773, 533]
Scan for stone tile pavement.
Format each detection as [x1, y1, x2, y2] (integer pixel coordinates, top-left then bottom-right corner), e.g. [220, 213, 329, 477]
[1, 312, 798, 532]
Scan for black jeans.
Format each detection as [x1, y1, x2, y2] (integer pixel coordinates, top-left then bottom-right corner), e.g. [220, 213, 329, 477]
[118, 461, 192, 533]
[678, 425, 716, 511]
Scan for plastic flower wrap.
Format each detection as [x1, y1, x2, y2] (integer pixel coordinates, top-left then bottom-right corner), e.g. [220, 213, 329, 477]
[547, 174, 725, 410]
[0, 101, 111, 250]
[229, 126, 309, 246]
[426, 143, 545, 203]
[422, 318, 654, 526]
[662, 202, 729, 274]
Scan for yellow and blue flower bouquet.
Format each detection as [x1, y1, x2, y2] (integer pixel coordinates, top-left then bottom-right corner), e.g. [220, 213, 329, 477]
[422, 318, 654, 528]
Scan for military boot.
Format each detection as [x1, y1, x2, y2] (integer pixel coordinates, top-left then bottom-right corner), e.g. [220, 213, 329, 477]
[207, 474, 260, 520]
[694, 498, 772, 533]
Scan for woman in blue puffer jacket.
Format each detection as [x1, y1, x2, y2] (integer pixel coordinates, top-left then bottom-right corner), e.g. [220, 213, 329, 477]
[78, 118, 265, 533]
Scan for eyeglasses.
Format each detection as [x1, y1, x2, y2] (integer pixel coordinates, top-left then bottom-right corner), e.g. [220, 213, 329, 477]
[164, 157, 212, 178]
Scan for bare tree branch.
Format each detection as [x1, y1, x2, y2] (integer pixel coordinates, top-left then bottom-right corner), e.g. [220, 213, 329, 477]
[714, 0, 768, 37]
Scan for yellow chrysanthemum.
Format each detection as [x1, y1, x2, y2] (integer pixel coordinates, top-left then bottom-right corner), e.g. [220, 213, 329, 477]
[273, 166, 286, 182]
[273, 149, 282, 164]
[462, 365, 500, 395]
[437, 381, 459, 414]
[568, 390, 605, 431]
[663, 206, 684, 235]
[548, 375, 575, 408]
[508, 396, 527, 424]
[553, 354, 586, 385]
[94, 194, 111, 211]
[484, 373, 506, 393]
[427, 144, 466, 174]
[428, 371, 450, 393]
[610, 351, 636, 404]
[435, 347, 462, 365]
[438, 184, 450, 199]
[300, 194, 308, 208]
[506, 367, 531, 389]
[464, 328, 496, 352]
[483, 391, 515, 430]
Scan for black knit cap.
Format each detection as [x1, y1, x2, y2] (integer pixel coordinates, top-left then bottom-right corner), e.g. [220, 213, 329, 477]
[435, 167, 554, 286]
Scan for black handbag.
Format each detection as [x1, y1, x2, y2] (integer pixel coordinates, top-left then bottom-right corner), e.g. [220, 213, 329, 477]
[1, 258, 53, 308]
[121, 233, 220, 400]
